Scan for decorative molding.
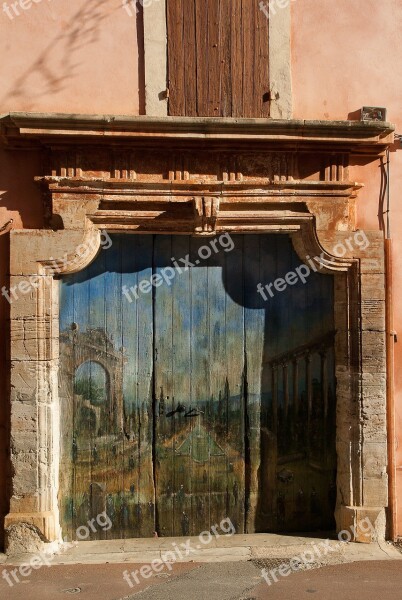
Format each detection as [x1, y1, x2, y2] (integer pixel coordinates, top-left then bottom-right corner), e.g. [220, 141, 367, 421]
[35, 175, 362, 235]
[194, 197, 219, 234]
[1, 114, 394, 152]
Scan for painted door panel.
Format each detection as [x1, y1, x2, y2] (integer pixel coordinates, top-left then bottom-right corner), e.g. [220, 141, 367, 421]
[154, 237, 246, 536]
[60, 236, 155, 540]
[59, 234, 336, 540]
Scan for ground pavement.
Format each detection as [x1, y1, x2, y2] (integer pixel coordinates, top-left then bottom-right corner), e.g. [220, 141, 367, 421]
[1, 534, 401, 599]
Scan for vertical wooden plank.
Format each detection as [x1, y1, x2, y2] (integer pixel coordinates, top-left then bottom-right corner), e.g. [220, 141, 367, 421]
[183, 0, 197, 116]
[243, 235, 265, 532]
[231, 0, 243, 117]
[75, 264, 93, 537]
[103, 237, 124, 539]
[153, 235, 175, 536]
[224, 235, 245, 533]
[219, 0, 232, 117]
[59, 277, 76, 542]
[195, 0, 209, 116]
[62, 268, 91, 539]
[207, 0, 221, 116]
[241, 0, 255, 118]
[282, 240, 292, 464]
[167, 0, 186, 116]
[292, 358, 299, 451]
[121, 235, 155, 538]
[255, 0, 270, 117]
[170, 236, 192, 535]
[205, 237, 228, 531]
[188, 238, 211, 530]
[121, 235, 139, 537]
[288, 241, 299, 455]
[259, 234, 277, 454]
[135, 236, 155, 537]
[76, 254, 101, 537]
[89, 244, 114, 539]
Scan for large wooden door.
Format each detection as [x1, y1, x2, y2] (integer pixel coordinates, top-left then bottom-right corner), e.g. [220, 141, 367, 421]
[59, 234, 336, 540]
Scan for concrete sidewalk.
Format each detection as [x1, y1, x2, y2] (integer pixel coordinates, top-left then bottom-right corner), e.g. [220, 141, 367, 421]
[1, 535, 401, 600]
[2, 532, 400, 566]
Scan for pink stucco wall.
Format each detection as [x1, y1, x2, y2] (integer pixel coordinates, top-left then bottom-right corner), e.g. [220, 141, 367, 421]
[0, 0, 142, 115]
[292, 0, 402, 536]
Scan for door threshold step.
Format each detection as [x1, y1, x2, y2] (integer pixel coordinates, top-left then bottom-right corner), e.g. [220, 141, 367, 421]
[5, 535, 401, 566]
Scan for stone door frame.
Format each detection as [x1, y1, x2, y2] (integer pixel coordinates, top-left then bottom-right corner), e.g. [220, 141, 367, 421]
[2, 114, 393, 552]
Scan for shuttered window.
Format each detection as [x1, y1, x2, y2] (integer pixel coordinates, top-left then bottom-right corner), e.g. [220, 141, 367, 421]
[167, 0, 270, 118]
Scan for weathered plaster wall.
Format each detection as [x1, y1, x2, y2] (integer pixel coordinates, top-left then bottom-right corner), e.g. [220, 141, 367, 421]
[292, 0, 402, 536]
[0, 0, 142, 115]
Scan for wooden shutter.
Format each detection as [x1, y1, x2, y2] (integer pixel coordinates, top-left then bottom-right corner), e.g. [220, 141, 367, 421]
[167, 0, 270, 118]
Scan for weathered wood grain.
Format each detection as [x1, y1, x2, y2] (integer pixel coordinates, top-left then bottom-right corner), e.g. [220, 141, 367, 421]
[167, 0, 270, 117]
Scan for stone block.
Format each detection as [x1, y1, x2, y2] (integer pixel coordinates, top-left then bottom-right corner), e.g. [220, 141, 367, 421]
[10, 229, 100, 276]
[10, 401, 37, 431]
[11, 337, 59, 362]
[5, 511, 58, 554]
[363, 476, 389, 508]
[9, 494, 39, 514]
[361, 442, 388, 478]
[361, 300, 386, 331]
[361, 273, 386, 301]
[10, 454, 39, 495]
[360, 256, 385, 274]
[10, 430, 38, 454]
[336, 505, 386, 542]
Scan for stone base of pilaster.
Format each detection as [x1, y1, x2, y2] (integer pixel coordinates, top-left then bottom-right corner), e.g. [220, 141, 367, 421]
[336, 505, 386, 543]
[5, 510, 59, 554]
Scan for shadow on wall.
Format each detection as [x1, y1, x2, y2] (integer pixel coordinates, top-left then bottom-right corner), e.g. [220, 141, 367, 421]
[136, 2, 145, 115]
[1, 0, 127, 109]
[0, 232, 10, 551]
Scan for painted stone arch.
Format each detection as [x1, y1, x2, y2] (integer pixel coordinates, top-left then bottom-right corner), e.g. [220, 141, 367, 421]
[59, 327, 126, 434]
[74, 360, 109, 436]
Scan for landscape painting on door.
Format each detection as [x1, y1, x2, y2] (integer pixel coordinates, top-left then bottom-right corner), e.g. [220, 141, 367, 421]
[59, 234, 337, 540]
